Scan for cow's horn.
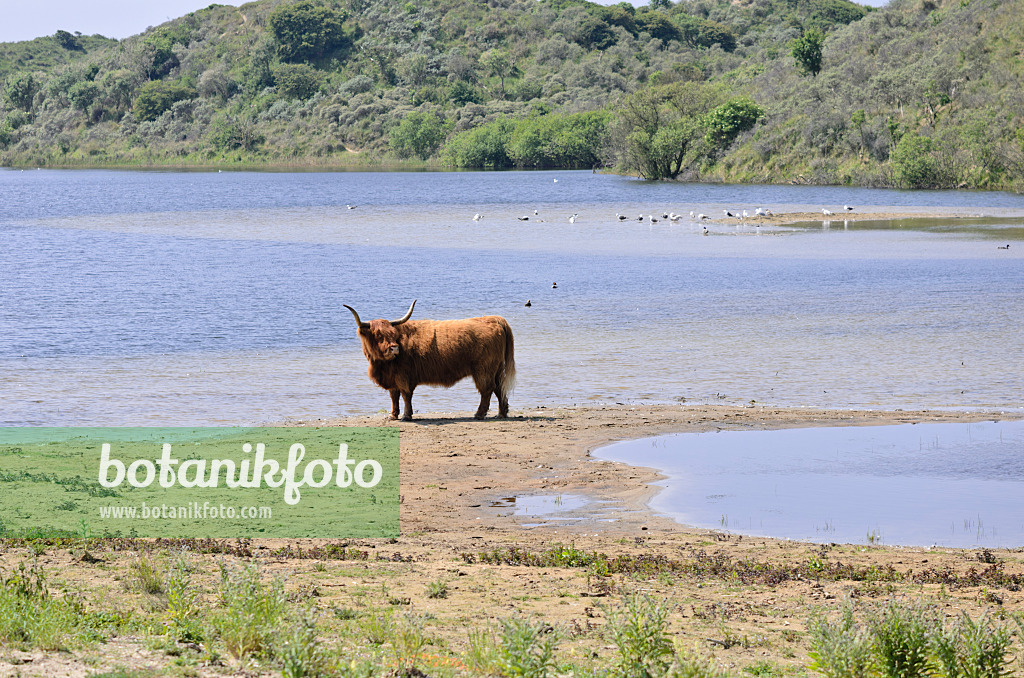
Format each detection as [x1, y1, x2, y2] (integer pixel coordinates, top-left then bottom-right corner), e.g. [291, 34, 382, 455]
[391, 299, 417, 326]
[343, 304, 369, 329]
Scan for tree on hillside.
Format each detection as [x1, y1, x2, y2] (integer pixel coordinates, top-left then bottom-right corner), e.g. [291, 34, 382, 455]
[133, 80, 196, 121]
[613, 82, 722, 180]
[269, 0, 348, 62]
[4, 72, 39, 111]
[704, 99, 765, 149]
[389, 110, 446, 160]
[479, 49, 518, 100]
[791, 28, 825, 77]
[54, 30, 83, 51]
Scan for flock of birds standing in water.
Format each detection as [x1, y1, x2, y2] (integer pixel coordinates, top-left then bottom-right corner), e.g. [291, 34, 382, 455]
[469, 204, 858, 235]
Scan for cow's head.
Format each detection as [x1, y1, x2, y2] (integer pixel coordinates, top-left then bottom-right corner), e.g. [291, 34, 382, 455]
[343, 300, 416, 362]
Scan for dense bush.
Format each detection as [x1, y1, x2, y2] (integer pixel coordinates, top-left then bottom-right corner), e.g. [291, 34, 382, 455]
[389, 110, 446, 159]
[132, 80, 196, 122]
[268, 0, 348, 63]
[273, 63, 322, 100]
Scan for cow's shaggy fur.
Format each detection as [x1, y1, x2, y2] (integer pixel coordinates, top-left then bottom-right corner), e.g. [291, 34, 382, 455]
[345, 303, 515, 421]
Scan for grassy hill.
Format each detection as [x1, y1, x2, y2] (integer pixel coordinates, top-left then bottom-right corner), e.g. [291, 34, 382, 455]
[1, 0, 1021, 191]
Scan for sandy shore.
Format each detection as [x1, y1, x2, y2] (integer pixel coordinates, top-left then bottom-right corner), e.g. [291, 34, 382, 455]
[317, 404, 1021, 540]
[709, 208, 1022, 227]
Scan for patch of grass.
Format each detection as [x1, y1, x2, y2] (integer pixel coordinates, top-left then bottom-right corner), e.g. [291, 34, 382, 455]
[744, 660, 782, 677]
[126, 552, 164, 594]
[211, 559, 287, 661]
[426, 578, 449, 599]
[0, 559, 86, 650]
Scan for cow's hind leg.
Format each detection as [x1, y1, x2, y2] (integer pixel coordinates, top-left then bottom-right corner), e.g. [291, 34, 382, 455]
[496, 381, 510, 418]
[389, 389, 401, 420]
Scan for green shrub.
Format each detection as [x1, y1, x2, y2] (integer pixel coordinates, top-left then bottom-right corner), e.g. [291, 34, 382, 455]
[604, 593, 674, 678]
[498, 617, 560, 678]
[869, 601, 935, 678]
[211, 560, 287, 661]
[892, 134, 940, 188]
[132, 80, 196, 122]
[704, 98, 765, 149]
[269, 0, 348, 62]
[274, 62, 323, 100]
[807, 604, 874, 678]
[389, 110, 446, 159]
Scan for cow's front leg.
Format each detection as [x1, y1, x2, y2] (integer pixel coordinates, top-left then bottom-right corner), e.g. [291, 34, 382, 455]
[401, 389, 415, 421]
[389, 389, 401, 420]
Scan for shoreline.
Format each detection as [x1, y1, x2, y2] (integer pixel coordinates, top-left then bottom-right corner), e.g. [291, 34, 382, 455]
[312, 404, 1023, 542]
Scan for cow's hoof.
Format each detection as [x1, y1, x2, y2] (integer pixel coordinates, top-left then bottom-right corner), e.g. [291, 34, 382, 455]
[474, 412, 487, 420]
[389, 413, 400, 420]
[401, 415, 414, 422]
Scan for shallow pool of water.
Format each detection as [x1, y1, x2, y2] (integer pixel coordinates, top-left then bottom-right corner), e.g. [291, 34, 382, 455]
[593, 420, 1024, 548]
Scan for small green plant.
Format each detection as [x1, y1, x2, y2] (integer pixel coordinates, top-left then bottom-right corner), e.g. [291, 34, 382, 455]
[807, 603, 873, 678]
[276, 607, 330, 678]
[392, 614, 430, 675]
[603, 593, 674, 678]
[465, 624, 501, 675]
[744, 660, 781, 677]
[360, 606, 395, 646]
[498, 617, 560, 678]
[0, 559, 84, 650]
[211, 560, 287, 661]
[333, 606, 360, 620]
[426, 578, 449, 599]
[668, 651, 728, 678]
[127, 552, 164, 594]
[164, 553, 201, 640]
[868, 601, 934, 678]
[931, 612, 1014, 678]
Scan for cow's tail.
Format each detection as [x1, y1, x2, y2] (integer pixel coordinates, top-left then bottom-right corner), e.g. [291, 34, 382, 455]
[499, 319, 516, 396]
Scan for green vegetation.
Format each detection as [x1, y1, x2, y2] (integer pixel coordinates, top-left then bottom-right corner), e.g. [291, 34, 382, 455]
[1, 537, 1024, 677]
[0, 0, 1022, 190]
[808, 601, 1016, 678]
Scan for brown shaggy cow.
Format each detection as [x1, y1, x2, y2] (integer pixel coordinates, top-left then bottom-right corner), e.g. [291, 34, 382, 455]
[344, 300, 516, 421]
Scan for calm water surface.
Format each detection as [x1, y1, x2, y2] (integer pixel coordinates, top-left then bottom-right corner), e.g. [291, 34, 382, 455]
[594, 421, 1024, 548]
[1, 169, 1023, 425]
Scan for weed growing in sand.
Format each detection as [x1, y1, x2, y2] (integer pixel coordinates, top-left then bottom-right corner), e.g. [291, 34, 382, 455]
[426, 578, 449, 599]
[668, 650, 730, 678]
[127, 552, 164, 595]
[391, 614, 430, 674]
[276, 607, 331, 678]
[931, 612, 1014, 678]
[0, 559, 85, 650]
[603, 593, 674, 678]
[808, 603, 873, 678]
[465, 624, 501, 674]
[361, 605, 396, 645]
[809, 601, 1016, 678]
[164, 553, 201, 640]
[211, 559, 288, 661]
[498, 617, 560, 678]
[869, 600, 934, 678]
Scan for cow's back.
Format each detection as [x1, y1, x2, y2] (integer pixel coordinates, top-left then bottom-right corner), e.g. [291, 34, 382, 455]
[401, 316, 511, 386]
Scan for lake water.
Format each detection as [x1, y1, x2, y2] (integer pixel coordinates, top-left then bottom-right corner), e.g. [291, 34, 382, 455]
[594, 420, 1024, 548]
[2, 169, 1023, 426]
